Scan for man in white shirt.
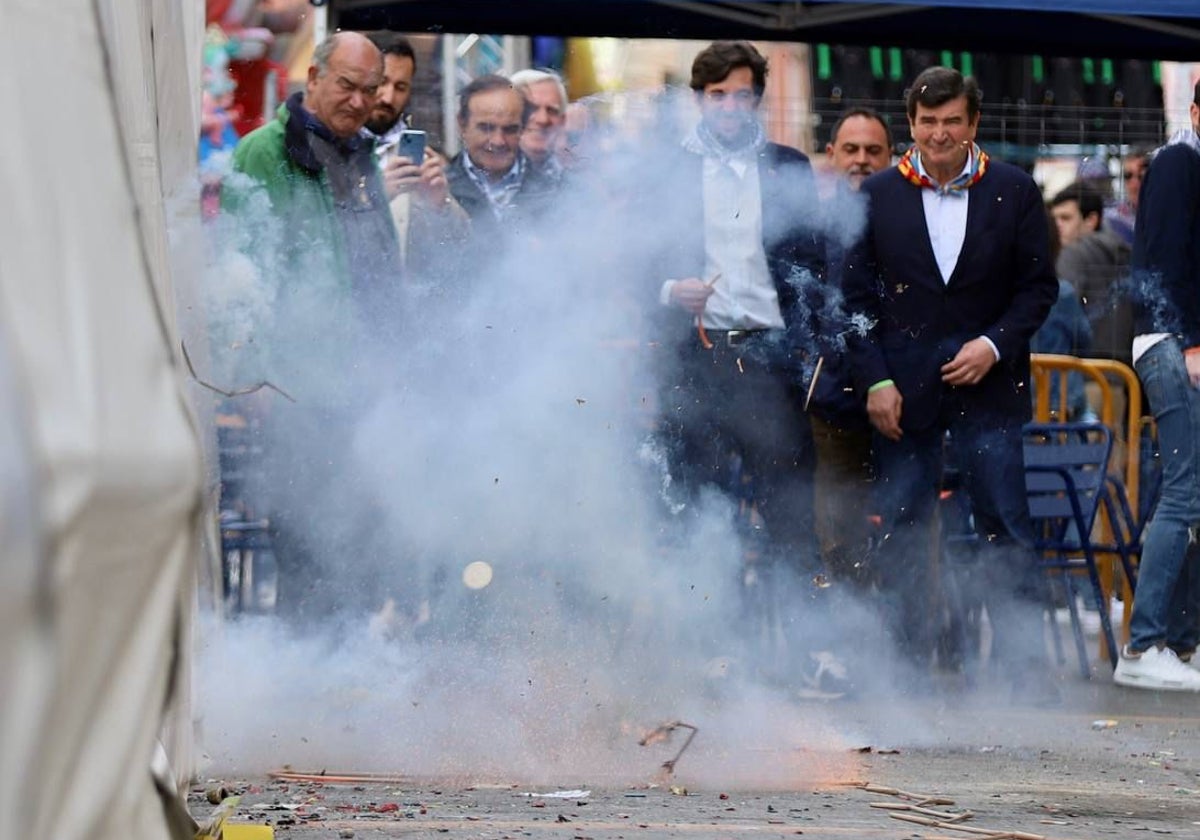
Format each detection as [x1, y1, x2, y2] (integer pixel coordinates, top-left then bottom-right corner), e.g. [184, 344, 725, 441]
[842, 66, 1057, 692]
[363, 30, 467, 276]
[653, 42, 829, 674]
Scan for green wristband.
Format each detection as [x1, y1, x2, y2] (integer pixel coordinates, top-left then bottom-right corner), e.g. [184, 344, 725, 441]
[868, 379, 895, 393]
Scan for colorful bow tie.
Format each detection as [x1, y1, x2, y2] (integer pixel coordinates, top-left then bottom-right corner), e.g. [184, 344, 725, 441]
[898, 144, 989, 196]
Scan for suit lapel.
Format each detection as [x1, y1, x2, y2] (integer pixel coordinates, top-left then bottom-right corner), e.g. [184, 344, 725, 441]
[900, 180, 943, 288]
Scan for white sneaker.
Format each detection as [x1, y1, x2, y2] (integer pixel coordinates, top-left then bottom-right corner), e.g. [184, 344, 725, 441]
[1113, 645, 1200, 691]
[1181, 653, 1200, 673]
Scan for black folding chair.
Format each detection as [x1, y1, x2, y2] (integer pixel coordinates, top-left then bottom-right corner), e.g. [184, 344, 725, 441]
[1024, 422, 1132, 676]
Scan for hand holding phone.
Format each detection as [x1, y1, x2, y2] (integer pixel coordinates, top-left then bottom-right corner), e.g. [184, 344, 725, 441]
[396, 129, 427, 165]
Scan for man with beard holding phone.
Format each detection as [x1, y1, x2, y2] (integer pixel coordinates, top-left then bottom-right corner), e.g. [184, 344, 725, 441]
[365, 30, 468, 277]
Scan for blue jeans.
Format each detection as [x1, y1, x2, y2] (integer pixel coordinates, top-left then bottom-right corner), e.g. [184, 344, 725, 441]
[873, 411, 1044, 669]
[1130, 337, 1200, 654]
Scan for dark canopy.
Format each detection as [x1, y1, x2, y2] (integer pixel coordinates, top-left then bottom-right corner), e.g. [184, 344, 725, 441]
[326, 0, 1200, 60]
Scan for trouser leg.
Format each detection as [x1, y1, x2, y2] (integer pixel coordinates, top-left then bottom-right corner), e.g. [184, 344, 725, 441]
[1131, 338, 1200, 652]
[872, 426, 944, 664]
[949, 417, 1045, 670]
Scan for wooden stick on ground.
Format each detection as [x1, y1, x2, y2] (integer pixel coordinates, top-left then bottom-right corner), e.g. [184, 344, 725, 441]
[869, 802, 975, 822]
[917, 836, 1017, 840]
[858, 782, 955, 806]
[267, 770, 409, 784]
[888, 811, 1045, 840]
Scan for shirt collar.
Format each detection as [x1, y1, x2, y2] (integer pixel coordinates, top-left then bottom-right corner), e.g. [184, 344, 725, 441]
[914, 146, 973, 187]
[362, 115, 412, 149]
[463, 151, 524, 188]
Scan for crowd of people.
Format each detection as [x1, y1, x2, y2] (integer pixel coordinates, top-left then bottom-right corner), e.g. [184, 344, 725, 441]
[217, 32, 1200, 697]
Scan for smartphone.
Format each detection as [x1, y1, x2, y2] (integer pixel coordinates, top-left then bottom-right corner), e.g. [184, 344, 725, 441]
[396, 129, 427, 164]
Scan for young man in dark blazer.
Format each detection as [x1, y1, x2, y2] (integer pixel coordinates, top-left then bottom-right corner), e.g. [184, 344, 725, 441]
[842, 67, 1058, 686]
[650, 42, 833, 685]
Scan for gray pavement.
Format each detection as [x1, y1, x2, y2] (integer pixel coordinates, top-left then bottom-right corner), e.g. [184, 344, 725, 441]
[193, 661, 1200, 840]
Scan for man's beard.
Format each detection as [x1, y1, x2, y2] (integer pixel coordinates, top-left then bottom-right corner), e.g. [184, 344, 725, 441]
[365, 108, 401, 137]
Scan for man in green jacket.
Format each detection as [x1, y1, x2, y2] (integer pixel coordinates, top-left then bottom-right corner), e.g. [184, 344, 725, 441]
[224, 30, 401, 344]
[219, 31, 403, 620]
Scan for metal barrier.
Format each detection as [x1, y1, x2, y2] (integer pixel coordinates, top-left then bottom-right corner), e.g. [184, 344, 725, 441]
[1030, 354, 1146, 659]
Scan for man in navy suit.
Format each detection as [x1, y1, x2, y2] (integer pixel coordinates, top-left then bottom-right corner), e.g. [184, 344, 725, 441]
[842, 67, 1058, 683]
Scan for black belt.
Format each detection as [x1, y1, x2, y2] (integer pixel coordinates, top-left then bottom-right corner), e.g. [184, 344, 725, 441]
[702, 329, 774, 348]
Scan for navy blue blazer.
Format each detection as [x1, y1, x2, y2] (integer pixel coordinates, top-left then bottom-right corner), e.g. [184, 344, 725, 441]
[1132, 140, 1200, 347]
[842, 159, 1057, 432]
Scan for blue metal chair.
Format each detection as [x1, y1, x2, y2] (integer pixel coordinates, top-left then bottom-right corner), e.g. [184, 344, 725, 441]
[1024, 422, 1137, 676]
[216, 405, 274, 612]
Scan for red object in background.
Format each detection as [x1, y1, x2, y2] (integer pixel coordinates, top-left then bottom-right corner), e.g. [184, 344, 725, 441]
[228, 57, 289, 136]
[206, 0, 233, 24]
[207, 0, 292, 138]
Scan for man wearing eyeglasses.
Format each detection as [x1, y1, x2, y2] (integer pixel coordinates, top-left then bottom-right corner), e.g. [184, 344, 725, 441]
[511, 68, 569, 181]
[653, 42, 835, 690]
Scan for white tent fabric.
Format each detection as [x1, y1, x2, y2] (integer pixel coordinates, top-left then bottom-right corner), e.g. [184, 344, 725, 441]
[0, 1, 205, 838]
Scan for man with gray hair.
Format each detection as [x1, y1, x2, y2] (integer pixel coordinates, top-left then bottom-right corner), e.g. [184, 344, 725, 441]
[225, 30, 400, 314]
[221, 31, 402, 619]
[446, 74, 559, 234]
[510, 68, 568, 179]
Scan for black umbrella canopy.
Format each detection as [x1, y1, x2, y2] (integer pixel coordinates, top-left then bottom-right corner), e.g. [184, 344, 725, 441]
[326, 0, 1200, 60]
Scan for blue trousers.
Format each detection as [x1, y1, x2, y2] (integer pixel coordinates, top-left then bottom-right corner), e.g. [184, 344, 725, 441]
[873, 406, 1044, 669]
[1130, 337, 1200, 655]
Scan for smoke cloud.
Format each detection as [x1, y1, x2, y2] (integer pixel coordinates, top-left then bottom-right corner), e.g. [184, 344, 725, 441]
[194, 87, 945, 789]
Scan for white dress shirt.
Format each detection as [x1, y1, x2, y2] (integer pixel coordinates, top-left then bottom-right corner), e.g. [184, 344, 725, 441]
[914, 151, 970, 285]
[660, 154, 785, 330]
[915, 149, 1001, 361]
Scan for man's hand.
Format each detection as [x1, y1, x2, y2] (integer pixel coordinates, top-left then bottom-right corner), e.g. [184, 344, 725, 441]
[1187, 351, 1200, 389]
[866, 384, 903, 441]
[941, 337, 997, 386]
[382, 154, 423, 201]
[415, 151, 451, 209]
[668, 278, 715, 315]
